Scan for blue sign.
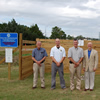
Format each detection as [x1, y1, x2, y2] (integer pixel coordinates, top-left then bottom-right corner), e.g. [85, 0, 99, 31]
[0, 33, 18, 47]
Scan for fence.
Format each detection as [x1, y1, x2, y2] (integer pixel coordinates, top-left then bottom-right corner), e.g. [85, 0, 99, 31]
[36, 38, 100, 74]
[19, 34, 36, 80]
[0, 33, 36, 80]
[0, 33, 100, 80]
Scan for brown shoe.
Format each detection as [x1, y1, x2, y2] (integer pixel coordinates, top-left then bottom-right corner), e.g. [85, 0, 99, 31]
[41, 87, 45, 89]
[32, 87, 37, 89]
[90, 89, 93, 91]
[84, 89, 89, 91]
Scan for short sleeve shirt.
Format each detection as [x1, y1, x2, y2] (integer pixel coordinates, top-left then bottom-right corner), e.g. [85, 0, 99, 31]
[68, 46, 84, 62]
[32, 48, 48, 62]
[50, 46, 66, 62]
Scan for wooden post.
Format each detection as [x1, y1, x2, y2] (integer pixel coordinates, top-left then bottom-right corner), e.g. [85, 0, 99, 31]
[25, 44, 26, 51]
[19, 33, 22, 80]
[36, 38, 40, 42]
[8, 63, 11, 80]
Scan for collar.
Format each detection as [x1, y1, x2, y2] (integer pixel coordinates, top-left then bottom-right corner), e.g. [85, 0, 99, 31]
[88, 49, 92, 52]
[37, 48, 41, 50]
[73, 46, 78, 50]
[56, 46, 60, 49]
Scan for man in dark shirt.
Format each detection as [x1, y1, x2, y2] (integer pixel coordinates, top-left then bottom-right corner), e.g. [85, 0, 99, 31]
[32, 41, 47, 89]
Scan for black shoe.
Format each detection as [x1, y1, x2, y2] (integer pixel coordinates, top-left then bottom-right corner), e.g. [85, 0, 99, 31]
[32, 87, 37, 89]
[84, 89, 89, 91]
[41, 87, 45, 89]
[62, 87, 66, 90]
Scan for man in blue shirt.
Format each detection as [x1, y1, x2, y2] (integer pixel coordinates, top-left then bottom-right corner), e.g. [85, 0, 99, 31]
[83, 42, 98, 91]
[32, 41, 48, 89]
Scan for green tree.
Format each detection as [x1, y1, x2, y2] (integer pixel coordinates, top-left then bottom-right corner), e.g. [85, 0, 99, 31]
[30, 24, 45, 40]
[76, 35, 84, 40]
[0, 19, 45, 41]
[66, 35, 74, 40]
[50, 26, 66, 39]
[7, 19, 18, 32]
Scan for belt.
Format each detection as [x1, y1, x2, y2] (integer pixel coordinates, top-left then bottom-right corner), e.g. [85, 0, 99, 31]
[52, 61, 63, 64]
[69, 61, 74, 64]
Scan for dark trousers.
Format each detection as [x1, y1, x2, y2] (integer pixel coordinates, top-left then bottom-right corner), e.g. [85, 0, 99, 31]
[51, 62, 66, 89]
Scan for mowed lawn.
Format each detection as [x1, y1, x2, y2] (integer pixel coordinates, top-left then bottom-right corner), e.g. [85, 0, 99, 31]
[0, 64, 100, 100]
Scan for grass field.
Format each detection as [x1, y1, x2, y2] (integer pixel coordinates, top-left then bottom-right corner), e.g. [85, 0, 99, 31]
[0, 64, 100, 100]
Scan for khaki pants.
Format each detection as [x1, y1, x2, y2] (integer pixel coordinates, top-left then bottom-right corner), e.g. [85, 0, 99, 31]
[33, 63, 45, 87]
[69, 64, 82, 90]
[85, 71, 95, 89]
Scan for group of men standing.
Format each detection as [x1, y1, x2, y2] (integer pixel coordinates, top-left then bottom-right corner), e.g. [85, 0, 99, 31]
[32, 38, 98, 91]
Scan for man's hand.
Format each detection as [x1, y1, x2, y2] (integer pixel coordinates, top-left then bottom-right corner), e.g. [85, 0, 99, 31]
[56, 62, 61, 67]
[36, 61, 41, 66]
[93, 68, 96, 72]
[74, 62, 80, 68]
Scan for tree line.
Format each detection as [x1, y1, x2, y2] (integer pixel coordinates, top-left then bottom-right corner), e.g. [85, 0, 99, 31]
[0, 19, 98, 41]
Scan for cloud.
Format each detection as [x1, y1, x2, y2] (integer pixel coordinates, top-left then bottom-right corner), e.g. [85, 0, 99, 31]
[83, 0, 100, 10]
[60, 6, 100, 18]
[0, 0, 100, 38]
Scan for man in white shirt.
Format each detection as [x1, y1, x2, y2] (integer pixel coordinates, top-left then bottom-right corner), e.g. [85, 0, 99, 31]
[50, 38, 66, 90]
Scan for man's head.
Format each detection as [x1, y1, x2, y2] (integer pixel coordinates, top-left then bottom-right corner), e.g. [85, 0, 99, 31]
[36, 41, 41, 49]
[87, 42, 92, 50]
[73, 39, 78, 48]
[55, 38, 60, 47]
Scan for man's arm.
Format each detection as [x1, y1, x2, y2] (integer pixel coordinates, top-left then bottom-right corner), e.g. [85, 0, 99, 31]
[57, 57, 66, 67]
[32, 57, 46, 66]
[40, 56, 46, 63]
[51, 56, 58, 64]
[68, 57, 76, 65]
[69, 57, 83, 68]
[32, 57, 37, 63]
[94, 51, 98, 71]
[60, 48, 66, 64]
[83, 57, 86, 71]
[59, 57, 65, 64]
[77, 57, 83, 64]
[77, 49, 84, 65]
[51, 56, 61, 67]
[50, 48, 58, 66]
[68, 48, 76, 64]
[76, 49, 84, 68]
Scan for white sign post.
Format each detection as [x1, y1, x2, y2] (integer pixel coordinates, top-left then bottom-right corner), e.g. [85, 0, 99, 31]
[5, 48, 13, 80]
[5, 48, 13, 63]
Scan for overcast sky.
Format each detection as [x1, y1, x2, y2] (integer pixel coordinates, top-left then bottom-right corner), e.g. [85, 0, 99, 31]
[0, 0, 100, 38]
